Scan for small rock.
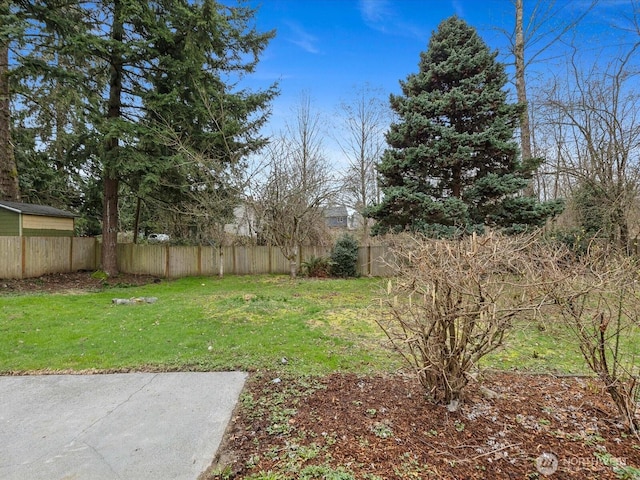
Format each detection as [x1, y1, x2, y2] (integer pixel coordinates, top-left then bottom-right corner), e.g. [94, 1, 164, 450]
[272, 377, 281, 384]
[112, 298, 132, 305]
[447, 398, 460, 412]
[112, 297, 158, 305]
[480, 386, 500, 400]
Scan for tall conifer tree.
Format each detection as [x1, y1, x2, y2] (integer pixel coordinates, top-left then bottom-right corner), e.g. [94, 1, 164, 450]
[13, 0, 276, 274]
[368, 16, 562, 237]
[0, 0, 20, 201]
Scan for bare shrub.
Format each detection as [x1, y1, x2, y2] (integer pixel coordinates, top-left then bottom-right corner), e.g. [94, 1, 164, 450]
[377, 232, 554, 409]
[541, 245, 640, 434]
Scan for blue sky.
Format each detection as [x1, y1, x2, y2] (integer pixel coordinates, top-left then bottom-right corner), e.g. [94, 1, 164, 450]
[236, 0, 637, 165]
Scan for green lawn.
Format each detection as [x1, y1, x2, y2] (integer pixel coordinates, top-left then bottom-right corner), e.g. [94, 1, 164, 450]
[0, 275, 629, 375]
[0, 276, 396, 374]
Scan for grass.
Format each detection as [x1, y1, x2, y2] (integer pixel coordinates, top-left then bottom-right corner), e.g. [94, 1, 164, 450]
[0, 275, 395, 374]
[1, 274, 639, 376]
[484, 320, 590, 374]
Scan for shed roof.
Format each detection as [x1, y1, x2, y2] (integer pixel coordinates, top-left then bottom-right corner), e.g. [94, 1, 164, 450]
[0, 200, 77, 218]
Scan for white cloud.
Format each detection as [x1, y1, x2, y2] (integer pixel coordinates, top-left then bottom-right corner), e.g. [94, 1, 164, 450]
[358, 0, 392, 27]
[285, 21, 321, 54]
[451, 0, 464, 17]
[358, 0, 428, 40]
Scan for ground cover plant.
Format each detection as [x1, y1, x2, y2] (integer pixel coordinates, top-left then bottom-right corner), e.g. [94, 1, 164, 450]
[1, 271, 639, 478]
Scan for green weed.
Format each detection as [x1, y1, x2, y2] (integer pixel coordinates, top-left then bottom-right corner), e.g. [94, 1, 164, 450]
[370, 421, 393, 439]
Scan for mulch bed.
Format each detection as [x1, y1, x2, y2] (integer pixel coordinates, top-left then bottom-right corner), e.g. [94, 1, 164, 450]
[210, 372, 640, 479]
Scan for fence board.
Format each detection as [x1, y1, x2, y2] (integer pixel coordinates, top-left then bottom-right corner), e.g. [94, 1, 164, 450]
[369, 245, 393, 277]
[118, 244, 167, 277]
[167, 246, 200, 278]
[252, 246, 272, 274]
[270, 246, 292, 274]
[220, 246, 235, 275]
[199, 246, 217, 276]
[232, 246, 251, 274]
[71, 237, 97, 271]
[24, 237, 70, 277]
[0, 237, 22, 279]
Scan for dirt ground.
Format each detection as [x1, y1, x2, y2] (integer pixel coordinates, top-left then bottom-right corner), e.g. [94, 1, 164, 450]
[0, 271, 158, 294]
[4, 272, 640, 479]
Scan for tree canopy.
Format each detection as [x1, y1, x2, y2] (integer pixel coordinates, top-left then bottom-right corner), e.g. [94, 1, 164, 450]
[367, 16, 563, 237]
[8, 0, 276, 274]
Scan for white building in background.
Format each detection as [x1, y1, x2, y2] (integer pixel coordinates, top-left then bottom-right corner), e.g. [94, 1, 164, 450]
[224, 204, 257, 238]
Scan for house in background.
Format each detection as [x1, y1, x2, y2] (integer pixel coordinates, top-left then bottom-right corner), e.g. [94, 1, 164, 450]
[0, 200, 76, 237]
[224, 204, 257, 238]
[324, 205, 349, 229]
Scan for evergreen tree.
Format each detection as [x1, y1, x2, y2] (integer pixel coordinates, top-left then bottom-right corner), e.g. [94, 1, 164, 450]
[135, 0, 276, 243]
[368, 16, 563, 237]
[571, 182, 611, 238]
[330, 234, 359, 278]
[10, 1, 101, 214]
[0, 0, 21, 201]
[12, 0, 276, 273]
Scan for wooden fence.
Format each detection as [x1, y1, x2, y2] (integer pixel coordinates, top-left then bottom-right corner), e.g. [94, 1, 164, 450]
[0, 236, 98, 279]
[0, 237, 392, 279]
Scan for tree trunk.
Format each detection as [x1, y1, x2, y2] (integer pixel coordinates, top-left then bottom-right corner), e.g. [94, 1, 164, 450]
[515, 0, 535, 197]
[101, 0, 123, 276]
[614, 204, 630, 254]
[289, 246, 298, 278]
[0, 37, 20, 201]
[133, 196, 141, 244]
[218, 245, 224, 278]
[102, 176, 119, 273]
[452, 164, 461, 198]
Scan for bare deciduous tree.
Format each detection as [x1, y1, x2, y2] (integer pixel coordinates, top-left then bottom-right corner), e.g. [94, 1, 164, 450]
[541, 43, 640, 251]
[336, 84, 389, 243]
[251, 93, 336, 278]
[154, 146, 244, 277]
[148, 90, 260, 277]
[506, 0, 596, 197]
